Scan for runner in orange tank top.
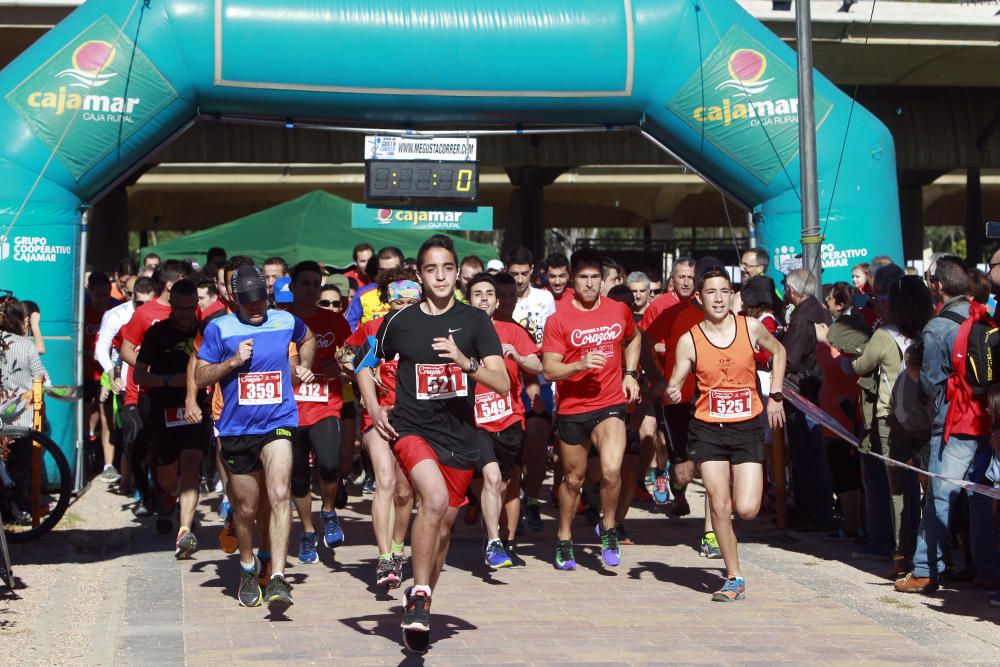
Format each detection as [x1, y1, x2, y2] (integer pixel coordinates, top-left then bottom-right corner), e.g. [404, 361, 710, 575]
[666, 266, 787, 603]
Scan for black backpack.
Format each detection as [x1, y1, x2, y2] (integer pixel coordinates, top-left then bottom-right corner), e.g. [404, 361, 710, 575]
[939, 310, 1000, 395]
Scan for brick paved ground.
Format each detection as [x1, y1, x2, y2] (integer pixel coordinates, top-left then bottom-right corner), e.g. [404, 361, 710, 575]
[4, 479, 998, 665]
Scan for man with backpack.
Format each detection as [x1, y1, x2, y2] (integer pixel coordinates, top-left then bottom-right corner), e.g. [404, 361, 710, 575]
[896, 255, 1000, 593]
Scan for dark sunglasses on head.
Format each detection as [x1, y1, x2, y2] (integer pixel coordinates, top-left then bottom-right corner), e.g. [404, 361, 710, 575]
[318, 299, 342, 308]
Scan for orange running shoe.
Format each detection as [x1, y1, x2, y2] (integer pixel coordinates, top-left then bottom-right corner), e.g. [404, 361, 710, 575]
[218, 512, 238, 554]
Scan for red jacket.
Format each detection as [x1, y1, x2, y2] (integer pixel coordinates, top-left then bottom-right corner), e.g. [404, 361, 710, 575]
[944, 300, 991, 441]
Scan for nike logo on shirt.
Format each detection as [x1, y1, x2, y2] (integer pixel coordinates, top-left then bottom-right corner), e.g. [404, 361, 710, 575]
[448, 328, 462, 333]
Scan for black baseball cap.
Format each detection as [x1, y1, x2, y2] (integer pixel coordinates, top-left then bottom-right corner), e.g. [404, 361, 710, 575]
[231, 265, 267, 305]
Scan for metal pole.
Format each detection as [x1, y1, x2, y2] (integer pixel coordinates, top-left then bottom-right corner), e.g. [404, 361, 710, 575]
[74, 208, 88, 492]
[796, 0, 822, 296]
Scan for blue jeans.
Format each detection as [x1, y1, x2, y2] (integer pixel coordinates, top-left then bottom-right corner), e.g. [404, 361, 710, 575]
[861, 420, 894, 554]
[911, 433, 1000, 579]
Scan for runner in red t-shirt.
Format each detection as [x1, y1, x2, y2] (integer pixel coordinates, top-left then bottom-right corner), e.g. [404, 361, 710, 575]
[467, 272, 541, 569]
[119, 260, 190, 515]
[286, 261, 353, 564]
[544, 252, 576, 312]
[542, 249, 641, 571]
[342, 267, 419, 590]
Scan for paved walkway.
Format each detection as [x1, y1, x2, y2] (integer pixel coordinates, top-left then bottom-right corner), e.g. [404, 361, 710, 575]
[3, 479, 998, 665]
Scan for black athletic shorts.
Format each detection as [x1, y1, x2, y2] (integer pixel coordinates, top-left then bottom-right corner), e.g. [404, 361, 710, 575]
[661, 403, 692, 464]
[84, 378, 101, 402]
[291, 417, 341, 497]
[475, 424, 525, 481]
[148, 402, 209, 466]
[220, 426, 297, 474]
[557, 403, 627, 447]
[687, 417, 764, 465]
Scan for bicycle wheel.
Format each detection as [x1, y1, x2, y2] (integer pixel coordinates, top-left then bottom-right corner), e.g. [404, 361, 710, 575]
[2, 427, 73, 543]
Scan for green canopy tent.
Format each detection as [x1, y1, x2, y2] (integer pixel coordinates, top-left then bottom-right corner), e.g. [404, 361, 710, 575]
[139, 190, 498, 268]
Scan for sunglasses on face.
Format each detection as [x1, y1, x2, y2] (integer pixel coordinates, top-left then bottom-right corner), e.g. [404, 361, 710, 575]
[318, 299, 342, 308]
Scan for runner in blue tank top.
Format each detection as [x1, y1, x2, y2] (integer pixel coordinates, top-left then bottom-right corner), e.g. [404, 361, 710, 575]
[195, 265, 316, 609]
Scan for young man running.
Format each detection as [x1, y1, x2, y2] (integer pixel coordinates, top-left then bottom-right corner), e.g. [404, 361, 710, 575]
[195, 265, 316, 609]
[356, 235, 507, 652]
[344, 267, 418, 589]
[509, 248, 557, 532]
[287, 261, 352, 564]
[133, 279, 208, 558]
[542, 249, 641, 570]
[665, 266, 786, 601]
[468, 272, 542, 569]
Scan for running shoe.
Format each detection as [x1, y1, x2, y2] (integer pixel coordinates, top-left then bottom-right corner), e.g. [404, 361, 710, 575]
[596, 524, 622, 567]
[376, 557, 400, 588]
[616, 522, 634, 545]
[238, 556, 262, 607]
[361, 474, 376, 495]
[503, 540, 526, 568]
[484, 539, 513, 570]
[321, 510, 345, 549]
[257, 554, 272, 587]
[298, 531, 319, 564]
[644, 467, 656, 489]
[401, 588, 431, 632]
[652, 469, 671, 505]
[175, 529, 199, 559]
[711, 575, 746, 602]
[700, 531, 722, 559]
[524, 502, 543, 532]
[218, 496, 230, 520]
[390, 554, 405, 588]
[264, 574, 294, 608]
[100, 465, 121, 484]
[218, 511, 238, 554]
[554, 540, 576, 571]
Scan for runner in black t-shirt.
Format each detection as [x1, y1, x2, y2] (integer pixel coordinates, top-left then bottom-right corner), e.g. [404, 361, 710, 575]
[134, 279, 209, 558]
[356, 235, 507, 654]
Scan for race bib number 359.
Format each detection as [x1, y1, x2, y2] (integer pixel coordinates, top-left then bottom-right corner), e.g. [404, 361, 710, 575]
[708, 388, 753, 419]
[415, 364, 468, 400]
[239, 371, 282, 405]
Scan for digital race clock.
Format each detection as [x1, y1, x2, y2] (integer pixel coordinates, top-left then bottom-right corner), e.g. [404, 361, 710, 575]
[364, 160, 479, 203]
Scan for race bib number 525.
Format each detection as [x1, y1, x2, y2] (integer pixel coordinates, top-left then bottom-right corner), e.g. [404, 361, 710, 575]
[415, 364, 468, 400]
[708, 388, 753, 419]
[239, 371, 282, 405]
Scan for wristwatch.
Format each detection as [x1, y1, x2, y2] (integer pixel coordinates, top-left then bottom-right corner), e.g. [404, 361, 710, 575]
[770, 392, 784, 403]
[466, 356, 480, 374]
[623, 370, 639, 379]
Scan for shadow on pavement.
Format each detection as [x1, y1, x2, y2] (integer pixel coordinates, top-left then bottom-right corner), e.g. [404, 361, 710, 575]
[338, 611, 477, 654]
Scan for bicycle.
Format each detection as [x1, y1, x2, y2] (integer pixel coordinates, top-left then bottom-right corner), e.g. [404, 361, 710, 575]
[0, 399, 73, 545]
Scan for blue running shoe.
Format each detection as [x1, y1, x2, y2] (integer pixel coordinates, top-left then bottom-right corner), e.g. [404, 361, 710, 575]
[554, 540, 576, 571]
[321, 510, 345, 548]
[652, 469, 670, 505]
[484, 539, 513, 569]
[218, 496, 231, 520]
[596, 524, 622, 567]
[712, 575, 746, 602]
[298, 531, 319, 564]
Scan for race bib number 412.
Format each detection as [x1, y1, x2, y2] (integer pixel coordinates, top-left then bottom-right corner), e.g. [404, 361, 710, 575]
[294, 374, 329, 403]
[415, 364, 468, 400]
[708, 388, 753, 419]
[239, 371, 282, 405]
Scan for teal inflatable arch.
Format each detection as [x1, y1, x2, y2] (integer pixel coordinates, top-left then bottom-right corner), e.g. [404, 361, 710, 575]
[0, 0, 902, 468]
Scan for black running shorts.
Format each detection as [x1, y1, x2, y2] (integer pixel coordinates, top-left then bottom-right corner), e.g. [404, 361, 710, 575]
[220, 426, 297, 474]
[475, 424, 525, 481]
[556, 403, 627, 447]
[661, 403, 692, 464]
[687, 417, 764, 465]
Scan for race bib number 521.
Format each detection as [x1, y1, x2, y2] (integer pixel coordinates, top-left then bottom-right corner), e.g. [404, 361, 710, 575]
[708, 388, 753, 419]
[239, 371, 282, 405]
[415, 364, 468, 400]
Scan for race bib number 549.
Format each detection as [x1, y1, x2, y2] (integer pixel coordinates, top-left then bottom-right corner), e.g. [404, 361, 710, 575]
[239, 371, 282, 405]
[708, 388, 753, 419]
[415, 364, 468, 400]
